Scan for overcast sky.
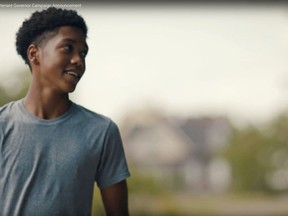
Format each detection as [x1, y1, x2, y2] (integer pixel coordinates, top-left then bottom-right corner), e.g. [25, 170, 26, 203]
[1, 3, 288, 125]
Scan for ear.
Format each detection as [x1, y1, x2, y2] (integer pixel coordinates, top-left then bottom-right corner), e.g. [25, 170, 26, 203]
[27, 44, 39, 65]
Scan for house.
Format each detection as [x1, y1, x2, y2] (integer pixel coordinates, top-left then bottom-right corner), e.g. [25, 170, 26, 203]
[120, 107, 232, 193]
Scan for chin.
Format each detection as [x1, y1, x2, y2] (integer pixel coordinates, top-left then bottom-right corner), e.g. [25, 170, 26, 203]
[64, 86, 77, 93]
[68, 88, 76, 93]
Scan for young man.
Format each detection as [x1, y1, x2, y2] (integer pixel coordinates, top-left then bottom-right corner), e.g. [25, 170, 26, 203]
[0, 7, 130, 216]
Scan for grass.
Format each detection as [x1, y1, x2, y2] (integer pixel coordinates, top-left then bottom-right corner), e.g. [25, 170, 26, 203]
[127, 192, 288, 216]
[92, 186, 288, 216]
[90, 169, 288, 216]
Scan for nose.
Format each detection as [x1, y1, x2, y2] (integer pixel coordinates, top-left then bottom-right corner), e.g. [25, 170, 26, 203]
[70, 52, 85, 69]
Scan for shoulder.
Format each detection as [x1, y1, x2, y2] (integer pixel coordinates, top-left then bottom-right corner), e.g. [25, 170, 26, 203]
[0, 101, 20, 133]
[71, 102, 119, 131]
[0, 100, 18, 120]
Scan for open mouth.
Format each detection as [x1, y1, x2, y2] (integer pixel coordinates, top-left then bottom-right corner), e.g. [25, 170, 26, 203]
[65, 71, 81, 79]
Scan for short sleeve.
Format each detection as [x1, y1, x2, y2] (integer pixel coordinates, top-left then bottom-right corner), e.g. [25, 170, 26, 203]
[95, 120, 130, 189]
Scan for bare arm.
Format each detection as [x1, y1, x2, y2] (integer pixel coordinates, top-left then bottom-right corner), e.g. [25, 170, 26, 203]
[100, 180, 129, 216]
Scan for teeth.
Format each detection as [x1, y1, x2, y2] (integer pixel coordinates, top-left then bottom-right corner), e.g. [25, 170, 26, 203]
[66, 71, 80, 79]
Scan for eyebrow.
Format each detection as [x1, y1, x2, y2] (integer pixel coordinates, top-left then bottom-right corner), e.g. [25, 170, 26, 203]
[61, 38, 89, 51]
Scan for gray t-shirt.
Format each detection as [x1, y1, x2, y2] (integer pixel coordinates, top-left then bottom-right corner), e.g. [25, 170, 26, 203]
[0, 100, 130, 216]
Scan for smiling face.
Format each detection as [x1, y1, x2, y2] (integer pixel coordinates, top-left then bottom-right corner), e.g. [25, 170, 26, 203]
[30, 26, 88, 94]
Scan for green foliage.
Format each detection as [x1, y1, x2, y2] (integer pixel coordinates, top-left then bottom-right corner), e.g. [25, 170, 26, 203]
[222, 113, 288, 194]
[223, 126, 272, 192]
[268, 113, 288, 146]
[127, 166, 167, 195]
[92, 185, 105, 216]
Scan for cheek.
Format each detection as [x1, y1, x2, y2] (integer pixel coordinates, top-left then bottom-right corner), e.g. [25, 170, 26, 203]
[42, 53, 69, 69]
[40, 51, 55, 66]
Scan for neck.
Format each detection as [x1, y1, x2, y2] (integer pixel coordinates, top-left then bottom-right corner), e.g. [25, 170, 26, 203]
[23, 83, 71, 120]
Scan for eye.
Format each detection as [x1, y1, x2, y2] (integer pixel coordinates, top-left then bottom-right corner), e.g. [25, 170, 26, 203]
[80, 49, 88, 58]
[63, 44, 73, 53]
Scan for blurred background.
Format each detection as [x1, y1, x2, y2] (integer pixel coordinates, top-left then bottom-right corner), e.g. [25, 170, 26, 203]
[1, 1, 288, 215]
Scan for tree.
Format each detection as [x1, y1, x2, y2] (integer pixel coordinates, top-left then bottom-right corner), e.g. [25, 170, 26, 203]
[223, 126, 272, 192]
[222, 112, 288, 194]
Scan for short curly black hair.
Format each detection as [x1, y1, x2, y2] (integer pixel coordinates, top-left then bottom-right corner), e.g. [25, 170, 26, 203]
[16, 7, 88, 66]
